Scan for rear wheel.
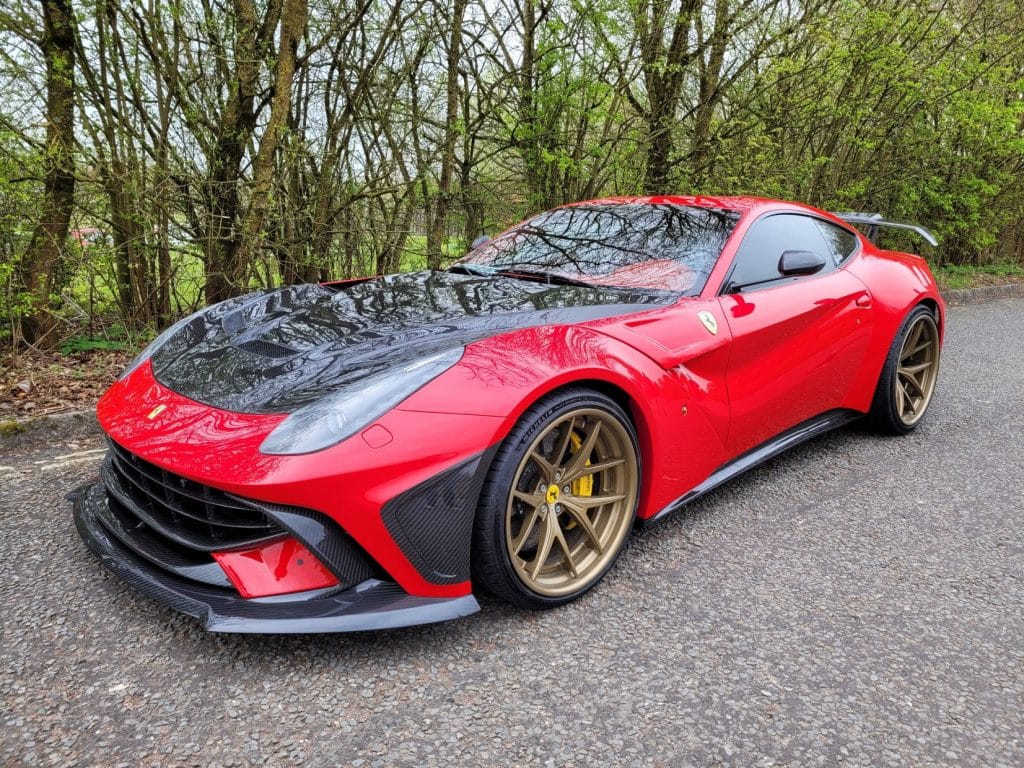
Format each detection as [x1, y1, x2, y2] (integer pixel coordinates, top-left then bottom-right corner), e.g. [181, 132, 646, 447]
[868, 305, 941, 434]
[471, 388, 640, 609]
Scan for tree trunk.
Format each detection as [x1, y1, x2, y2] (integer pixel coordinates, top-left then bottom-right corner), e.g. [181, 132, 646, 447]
[17, 0, 76, 347]
[103, 161, 149, 324]
[645, 96, 675, 194]
[519, 0, 543, 208]
[235, 0, 308, 281]
[202, 0, 267, 304]
[636, 0, 698, 195]
[426, 0, 468, 270]
[689, 0, 729, 187]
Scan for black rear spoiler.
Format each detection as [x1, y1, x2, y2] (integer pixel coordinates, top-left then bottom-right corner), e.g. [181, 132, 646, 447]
[831, 212, 938, 248]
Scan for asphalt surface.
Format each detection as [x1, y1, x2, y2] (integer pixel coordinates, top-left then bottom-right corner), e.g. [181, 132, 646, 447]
[2, 298, 1022, 767]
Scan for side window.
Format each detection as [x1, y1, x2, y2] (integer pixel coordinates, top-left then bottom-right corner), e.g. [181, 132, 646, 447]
[815, 220, 859, 265]
[725, 214, 834, 293]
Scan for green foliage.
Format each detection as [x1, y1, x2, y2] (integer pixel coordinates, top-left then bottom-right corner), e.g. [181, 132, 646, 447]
[935, 263, 1024, 290]
[3, 0, 1024, 355]
[57, 336, 129, 355]
[719, 0, 1024, 267]
[0, 419, 27, 437]
[0, 130, 41, 332]
[399, 235, 465, 273]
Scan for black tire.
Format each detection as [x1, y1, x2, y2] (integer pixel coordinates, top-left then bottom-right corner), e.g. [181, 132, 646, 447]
[868, 304, 941, 435]
[471, 387, 640, 609]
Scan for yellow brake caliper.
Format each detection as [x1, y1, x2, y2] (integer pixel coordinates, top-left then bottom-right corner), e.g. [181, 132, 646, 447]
[565, 432, 593, 529]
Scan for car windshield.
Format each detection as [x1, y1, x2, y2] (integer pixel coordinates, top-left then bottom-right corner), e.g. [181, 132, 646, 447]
[454, 203, 738, 295]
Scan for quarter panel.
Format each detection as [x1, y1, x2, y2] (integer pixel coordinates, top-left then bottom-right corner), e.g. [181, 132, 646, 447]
[844, 248, 945, 411]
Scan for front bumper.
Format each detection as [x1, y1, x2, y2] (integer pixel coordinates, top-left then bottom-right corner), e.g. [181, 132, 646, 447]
[73, 482, 479, 633]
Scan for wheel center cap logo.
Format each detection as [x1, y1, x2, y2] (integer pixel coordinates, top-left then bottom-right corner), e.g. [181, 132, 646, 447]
[546, 484, 560, 504]
[698, 311, 718, 335]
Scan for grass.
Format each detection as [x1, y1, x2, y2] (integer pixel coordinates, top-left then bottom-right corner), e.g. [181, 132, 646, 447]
[58, 337, 129, 355]
[934, 263, 1024, 290]
[0, 419, 26, 436]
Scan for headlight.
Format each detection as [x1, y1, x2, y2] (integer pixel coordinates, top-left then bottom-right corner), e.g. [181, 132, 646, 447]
[119, 309, 206, 380]
[259, 348, 464, 455]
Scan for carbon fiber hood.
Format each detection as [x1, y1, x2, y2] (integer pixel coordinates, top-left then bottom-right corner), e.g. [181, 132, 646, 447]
[150, 270, 667, 414]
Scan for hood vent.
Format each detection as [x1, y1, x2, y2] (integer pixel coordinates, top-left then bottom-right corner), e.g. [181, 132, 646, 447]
[237, 339, 298, 359]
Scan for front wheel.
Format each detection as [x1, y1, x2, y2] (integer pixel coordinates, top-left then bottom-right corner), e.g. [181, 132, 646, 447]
[868, 305, 941, 434]
[471, 388, 640, 609]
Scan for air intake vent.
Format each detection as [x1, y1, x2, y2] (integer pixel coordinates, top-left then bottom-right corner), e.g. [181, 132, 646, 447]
[104, 440, 285, 550]
[237, 339, 297, 358]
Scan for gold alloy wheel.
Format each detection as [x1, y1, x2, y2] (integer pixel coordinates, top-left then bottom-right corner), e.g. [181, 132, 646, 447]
[504, 408, 638, 597]
[895, 313, 940, 426]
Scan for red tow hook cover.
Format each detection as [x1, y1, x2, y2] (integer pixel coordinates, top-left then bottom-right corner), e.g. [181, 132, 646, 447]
[212, 537, 340, 598]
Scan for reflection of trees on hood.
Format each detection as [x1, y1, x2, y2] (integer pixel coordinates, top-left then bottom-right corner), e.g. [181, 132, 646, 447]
[149, 272, 670, 414]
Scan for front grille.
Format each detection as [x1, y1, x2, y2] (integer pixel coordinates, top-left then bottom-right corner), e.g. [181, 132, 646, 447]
[104, 440, 285, 552]
[95, 440, 384, 594]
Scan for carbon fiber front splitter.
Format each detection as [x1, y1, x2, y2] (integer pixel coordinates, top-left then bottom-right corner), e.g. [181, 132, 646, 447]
[73, 483, 480, 633]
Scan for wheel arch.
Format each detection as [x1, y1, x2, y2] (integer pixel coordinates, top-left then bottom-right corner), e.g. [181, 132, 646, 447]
[477, 370, 683, 523]
[520, 376, 651, 476]
[916, 296, 944, 342]
[523, 376, 644, 430]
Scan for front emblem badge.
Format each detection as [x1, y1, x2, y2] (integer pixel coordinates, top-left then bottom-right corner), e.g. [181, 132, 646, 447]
[147, 404, 167, 420]
[698, 311, 718, 335]
[546, 484, 560, 505]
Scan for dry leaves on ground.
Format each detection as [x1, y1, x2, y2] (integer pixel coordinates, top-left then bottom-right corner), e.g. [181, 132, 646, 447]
[1, 348, 135, 419]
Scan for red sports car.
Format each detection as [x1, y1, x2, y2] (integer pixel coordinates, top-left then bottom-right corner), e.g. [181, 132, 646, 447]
[72, 196, 944, 633]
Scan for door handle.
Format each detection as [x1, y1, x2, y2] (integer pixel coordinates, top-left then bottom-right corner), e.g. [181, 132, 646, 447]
[855, 292, 872, 308]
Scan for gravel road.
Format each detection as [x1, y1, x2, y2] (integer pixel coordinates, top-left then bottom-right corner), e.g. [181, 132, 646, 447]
[2, 298, 1022, 767]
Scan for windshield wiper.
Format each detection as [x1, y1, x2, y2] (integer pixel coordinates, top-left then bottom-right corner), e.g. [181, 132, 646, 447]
[450, 263, 620, 289]
[494, 268, 595, 287]
[447, 263, 497, 277]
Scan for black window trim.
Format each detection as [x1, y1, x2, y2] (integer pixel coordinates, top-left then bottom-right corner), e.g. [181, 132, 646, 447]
[719, 211, 863, 296]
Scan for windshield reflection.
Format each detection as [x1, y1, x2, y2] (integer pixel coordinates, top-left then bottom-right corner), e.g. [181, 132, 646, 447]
[455, 203, 738, 295]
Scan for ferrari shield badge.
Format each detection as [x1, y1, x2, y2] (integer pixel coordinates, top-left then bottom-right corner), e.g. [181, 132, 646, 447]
[147, 404, 167, 420]
[697, 311, 718, 335]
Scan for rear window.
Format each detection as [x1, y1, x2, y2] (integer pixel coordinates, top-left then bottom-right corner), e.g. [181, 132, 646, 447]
[815, 220, 860, 265]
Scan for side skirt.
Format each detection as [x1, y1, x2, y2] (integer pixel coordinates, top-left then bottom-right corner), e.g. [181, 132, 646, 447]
[641, 409, 861, 526]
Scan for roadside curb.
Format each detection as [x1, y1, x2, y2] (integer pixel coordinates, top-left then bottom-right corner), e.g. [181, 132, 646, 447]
[0, 408, 99, 445]
[940, 282, 1024, 306]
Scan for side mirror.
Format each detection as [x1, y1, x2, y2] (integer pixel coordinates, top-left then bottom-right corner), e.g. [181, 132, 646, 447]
[470, 234, 491, 250]
[778, 250, 827, 277]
